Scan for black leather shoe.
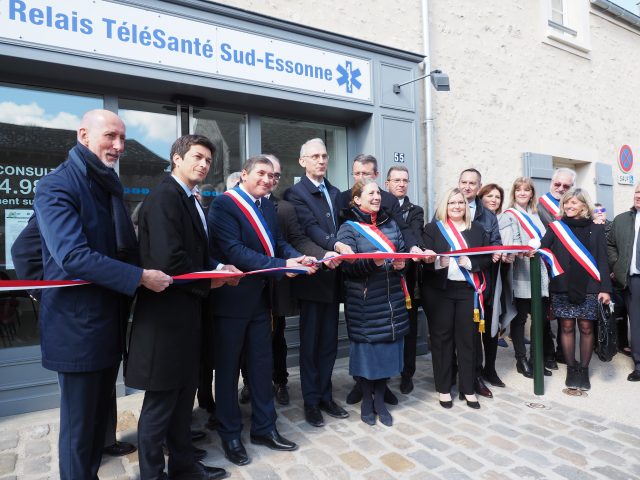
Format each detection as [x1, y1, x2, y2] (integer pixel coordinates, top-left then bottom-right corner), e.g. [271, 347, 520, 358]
[579, 366, 591, 391]
[319, 400, 349, 419]
[400, 375, 414, 394]
[304, 405, 325, 427]
[384, 386, 399, 405]
[565, 365, 581, 389]
[222, 439, 250, 466]
[516, 358, 533, 379]
[238, 384, 250, 404]
[103, 441, 136, 456]
[458, 392, 480, 409]
[474, 377, 493, 398]
[628, 370, 640, 382]
[481, 369, 505, 388]
[346, 381, 362, 404]
[193, 446, 207, 461]
[191, 430, 206, 442]
[171, 462, 229, 480]
[250, 429, 298, 451]
[273, 383, 290, 406]
[545, 358, 559, 370]
[544, 367, 552, 377]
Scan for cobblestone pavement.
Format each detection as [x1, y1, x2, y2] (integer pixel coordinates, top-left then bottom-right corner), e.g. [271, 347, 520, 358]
[2, 351, 640, 479]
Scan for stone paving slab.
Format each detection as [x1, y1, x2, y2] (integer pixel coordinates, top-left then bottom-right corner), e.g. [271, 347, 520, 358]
[1, 352, 640, 479]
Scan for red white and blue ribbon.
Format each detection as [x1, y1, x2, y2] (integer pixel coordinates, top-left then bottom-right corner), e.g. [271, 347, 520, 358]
[345, 220, 412, 309]
[548, 220, 600, 282]
[504, 208, 563, 278]
[435, 220, 487, 328]
[539, 193, 561, 220]
[224, 187, 275, 257]
[504, 208, 543, 241]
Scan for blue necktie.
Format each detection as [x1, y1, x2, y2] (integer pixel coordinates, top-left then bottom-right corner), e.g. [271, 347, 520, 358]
[319, 183, 335, 225]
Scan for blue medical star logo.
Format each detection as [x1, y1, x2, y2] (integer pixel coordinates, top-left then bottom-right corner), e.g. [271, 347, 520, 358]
[336, 61, 362, 93]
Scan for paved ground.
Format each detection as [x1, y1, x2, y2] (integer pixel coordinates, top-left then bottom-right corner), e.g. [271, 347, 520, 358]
[2, 342, 640, 479]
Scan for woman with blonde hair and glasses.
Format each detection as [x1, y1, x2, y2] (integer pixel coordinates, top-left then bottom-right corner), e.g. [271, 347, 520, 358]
[421, 188, 491, 409]
[540, 188, 611, 391]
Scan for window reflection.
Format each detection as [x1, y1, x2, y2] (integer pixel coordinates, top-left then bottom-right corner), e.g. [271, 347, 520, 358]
[260, 117, 348, 192]
[0, 83, 101, 349]
[118, 100, 176, 218]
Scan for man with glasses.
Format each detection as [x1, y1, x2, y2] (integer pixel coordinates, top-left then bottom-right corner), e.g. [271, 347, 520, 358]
[385, 166, 424, 394]
[285, 138, 352, 427]
[538, 167, 577, 368]
[538, 168, 576, 227]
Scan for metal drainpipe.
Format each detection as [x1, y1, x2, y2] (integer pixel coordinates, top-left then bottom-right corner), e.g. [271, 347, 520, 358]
[421, 0, 436, 218]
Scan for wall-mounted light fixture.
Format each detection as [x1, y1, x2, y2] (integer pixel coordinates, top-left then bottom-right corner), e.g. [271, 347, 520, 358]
[393, 69, 450, 93]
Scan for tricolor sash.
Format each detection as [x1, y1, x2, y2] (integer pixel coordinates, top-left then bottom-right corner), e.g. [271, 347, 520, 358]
[504, 208, 564, 278]
[346, 220, 412, 309]
[435, 220, 487, 332]
[539, 193, 561, 220]
[224, 187, 275, 257]
[548, 220, 600, 282]
[504, 208, 543, 241]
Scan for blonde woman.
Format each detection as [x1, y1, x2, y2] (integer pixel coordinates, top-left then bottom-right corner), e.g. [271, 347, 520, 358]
[540, 189, 611, 391]
[421, 188, 491, 409]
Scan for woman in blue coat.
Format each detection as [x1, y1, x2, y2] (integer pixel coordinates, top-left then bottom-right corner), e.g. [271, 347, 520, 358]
[337, 179, 409, 427]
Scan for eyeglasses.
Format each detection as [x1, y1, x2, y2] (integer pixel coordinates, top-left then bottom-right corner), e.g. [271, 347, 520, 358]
[389, 179, 409, 184]
[553, 182, 572, 190]
[594, 207, 606, 214]
[273, 173, 281, 180]
[303, 153, 329, 162]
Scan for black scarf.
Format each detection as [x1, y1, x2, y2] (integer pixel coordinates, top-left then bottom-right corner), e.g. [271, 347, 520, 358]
[562, 216, 592, 304]
[73, 143, 139, 266]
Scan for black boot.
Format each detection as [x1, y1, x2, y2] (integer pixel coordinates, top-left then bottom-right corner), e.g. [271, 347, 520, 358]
[359, 378, 375, 425]
[565, 365, 581, 389]
[579, 366, 591, 391]
[374, 379, 393, 427]
[516, 357, 533, 379]
[346, 378, 363, 405]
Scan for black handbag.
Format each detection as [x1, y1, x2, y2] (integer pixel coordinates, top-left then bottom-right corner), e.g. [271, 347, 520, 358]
[595, 301, 617, 362]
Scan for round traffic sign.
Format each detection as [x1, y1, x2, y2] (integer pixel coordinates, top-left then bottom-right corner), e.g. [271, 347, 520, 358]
[619, 145, 633, 173]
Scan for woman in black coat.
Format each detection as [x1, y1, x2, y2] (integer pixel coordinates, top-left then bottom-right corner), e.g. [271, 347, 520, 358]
[421, 188, 491, 409]
[540, 188, 611, 391]
[337, 179, 409, 427]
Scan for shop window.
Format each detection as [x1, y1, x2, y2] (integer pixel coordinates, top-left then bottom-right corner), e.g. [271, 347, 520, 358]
[260, 117, 348, 193]
[541, 0, 591, 54]
[191, 108, 247, 210]
[0, 83, 101, 349]
[118, 100, 177, 220]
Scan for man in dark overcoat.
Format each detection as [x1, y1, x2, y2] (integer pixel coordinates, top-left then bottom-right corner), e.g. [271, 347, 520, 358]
[33, 109, 172, 479]
[125, 134, 232, 480]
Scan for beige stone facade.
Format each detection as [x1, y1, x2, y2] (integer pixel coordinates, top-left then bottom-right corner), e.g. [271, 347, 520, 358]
[218, 0, 640, 214]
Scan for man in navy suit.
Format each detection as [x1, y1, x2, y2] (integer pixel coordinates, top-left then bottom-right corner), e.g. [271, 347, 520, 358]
[208, 155, 315, 466]
[285, 138, 352, 427]
[33, 110, 172, 479]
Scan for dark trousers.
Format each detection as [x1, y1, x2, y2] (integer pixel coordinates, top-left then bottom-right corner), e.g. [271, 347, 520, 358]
[299, 300, 339, 406]
[272, 315, 288, 385]
[137, 385, 197, 479]
[215, 309, 276, 441]
[103, 390, 117, 447]
[423, 281, 476, 395]
[402, 265, 418, 378]
[624, 276, 640, 371]
[58, 364, 119, 480]
[475, 304, 498, 375]
[197, 366, 215, 413]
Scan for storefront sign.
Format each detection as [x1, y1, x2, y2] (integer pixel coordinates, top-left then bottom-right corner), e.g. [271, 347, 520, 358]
[0, 0, 372, 102]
